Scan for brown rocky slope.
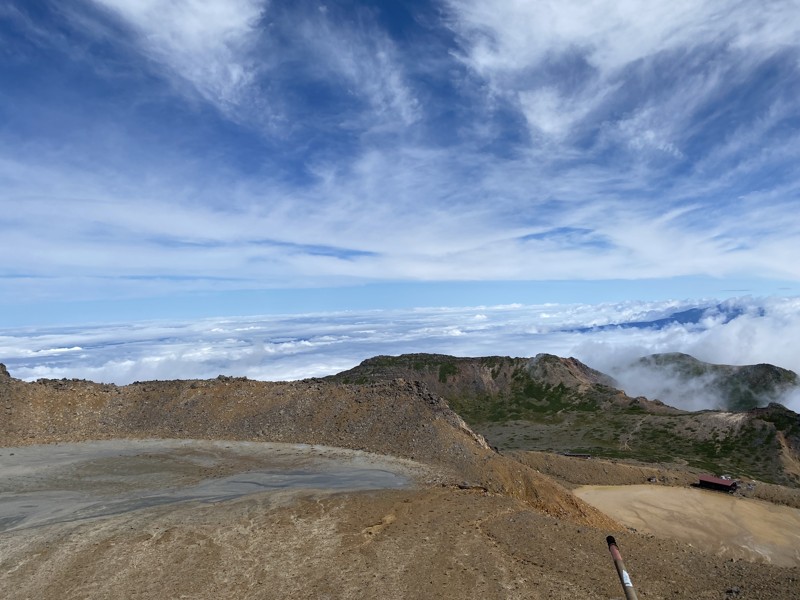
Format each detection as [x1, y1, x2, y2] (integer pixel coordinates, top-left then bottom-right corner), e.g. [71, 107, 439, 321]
[3, 363, 800, 598]
[0, 364, 612, 527]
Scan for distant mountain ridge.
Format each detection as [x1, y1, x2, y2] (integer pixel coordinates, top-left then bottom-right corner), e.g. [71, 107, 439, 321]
[566, 302, 758, 333]
[328, 352, 669, 422]
[632, 352, 799, 412]
[329, 352, 800, 486]
[332, 352, 616, 392]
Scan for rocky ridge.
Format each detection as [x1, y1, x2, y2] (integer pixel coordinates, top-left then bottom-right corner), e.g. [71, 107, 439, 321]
[633, 352, 800, 411]
[0, 364, 614, 527]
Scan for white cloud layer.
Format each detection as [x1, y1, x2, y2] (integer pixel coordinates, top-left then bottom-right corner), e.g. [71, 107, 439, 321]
[3, 296, 799, 412]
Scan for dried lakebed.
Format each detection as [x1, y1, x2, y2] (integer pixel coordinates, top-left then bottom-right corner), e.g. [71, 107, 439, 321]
[0, 439, 426, 532]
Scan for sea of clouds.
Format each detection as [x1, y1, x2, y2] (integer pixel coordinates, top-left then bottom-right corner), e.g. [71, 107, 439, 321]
[2, 296, 799, 412]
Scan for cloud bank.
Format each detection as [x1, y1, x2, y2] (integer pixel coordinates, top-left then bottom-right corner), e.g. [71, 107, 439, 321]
[3, 296, 799, 412]
[572, 297, 800, 412]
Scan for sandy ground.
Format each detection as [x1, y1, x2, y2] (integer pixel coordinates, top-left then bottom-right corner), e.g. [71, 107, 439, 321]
[574, 484, 800, 567]
[3, 484, 799, 599]
[0, 440, 431, 533]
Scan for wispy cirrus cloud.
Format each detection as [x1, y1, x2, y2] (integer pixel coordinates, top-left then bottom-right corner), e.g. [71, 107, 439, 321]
[85, 0, 421, 135]
[291, 6, 421, 130]
[88, 0, 266, 113]
[445, 0, 800, 142]
[1, 1, 800, 326]
[2, 141, 800, 312]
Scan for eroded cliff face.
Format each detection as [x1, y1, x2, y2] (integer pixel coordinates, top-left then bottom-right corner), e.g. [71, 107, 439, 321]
[0, 366, 616, 528]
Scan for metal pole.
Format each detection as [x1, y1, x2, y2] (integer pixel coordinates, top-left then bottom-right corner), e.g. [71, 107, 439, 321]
[606, 536, 639, 600]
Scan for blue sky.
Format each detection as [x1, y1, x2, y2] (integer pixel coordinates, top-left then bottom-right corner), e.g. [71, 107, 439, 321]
[2, 0, 800, 329]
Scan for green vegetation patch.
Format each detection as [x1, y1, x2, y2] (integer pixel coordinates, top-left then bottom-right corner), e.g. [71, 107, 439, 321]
[438, 362, 459, 383]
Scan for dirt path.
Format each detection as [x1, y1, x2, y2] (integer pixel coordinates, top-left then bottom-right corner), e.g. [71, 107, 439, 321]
[574, 484, 800, 567]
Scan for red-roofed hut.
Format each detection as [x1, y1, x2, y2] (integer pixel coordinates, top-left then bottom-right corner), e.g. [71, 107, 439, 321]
[698, 474, 737, 493]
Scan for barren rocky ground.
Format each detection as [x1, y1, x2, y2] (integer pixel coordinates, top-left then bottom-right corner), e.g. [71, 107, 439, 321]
[2, 364, 799, 598]
[3, 484, 798, 599]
